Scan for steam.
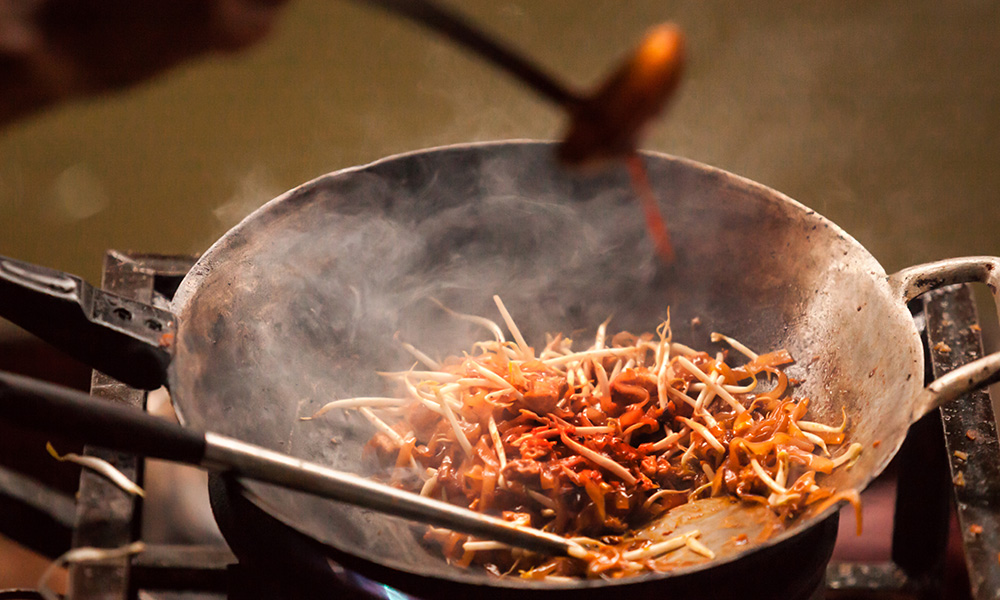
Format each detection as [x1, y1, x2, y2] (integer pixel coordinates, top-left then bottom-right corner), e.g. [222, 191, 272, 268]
[45, 164, 108, 223]
[172, 146, 667, 459]
[211, 167, 283, 232]
[258, 163, 655, 408]
[167, 142, 911, 572]
[174, 142, 870, 473]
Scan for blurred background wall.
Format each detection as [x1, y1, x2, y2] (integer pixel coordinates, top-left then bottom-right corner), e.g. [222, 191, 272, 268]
[1, 0, 998, 334]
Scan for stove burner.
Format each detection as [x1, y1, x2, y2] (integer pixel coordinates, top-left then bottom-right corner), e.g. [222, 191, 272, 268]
[0, 251, 996, 599]
[208, 468, 837, 600]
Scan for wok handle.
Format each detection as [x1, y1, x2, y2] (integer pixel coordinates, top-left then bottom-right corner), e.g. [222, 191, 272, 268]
[888, 256, 1000, 420]
[0, 371, 581, 558]
[888, 256, 1000, 322]
[0, 255, 173, 390]
[911, 353, 1000, 420]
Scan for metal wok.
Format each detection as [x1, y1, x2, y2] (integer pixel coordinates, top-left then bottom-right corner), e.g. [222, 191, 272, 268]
[2, 141, 999, 595]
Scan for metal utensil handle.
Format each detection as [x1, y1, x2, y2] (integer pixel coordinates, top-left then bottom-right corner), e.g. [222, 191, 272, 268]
[0, 370, 206, 463]
[201, 434, 578, 557]
[0, 255, 173, 390]
[888, 256, 1000, 420]
[0, 371, 577, 558]
[362, 0, 581, 108]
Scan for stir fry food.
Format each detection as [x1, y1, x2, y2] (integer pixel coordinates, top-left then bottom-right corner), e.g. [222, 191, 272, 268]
[307, 297, 861, 578]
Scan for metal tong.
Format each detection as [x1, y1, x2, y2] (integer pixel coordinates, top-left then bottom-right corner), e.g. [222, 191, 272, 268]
[0, 370, 583, 558]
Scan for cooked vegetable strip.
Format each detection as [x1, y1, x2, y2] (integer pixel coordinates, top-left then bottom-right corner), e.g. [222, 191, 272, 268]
[654, 317, 672, 371]
[749, 457, 788, 495]
[656, 351, 672, 409]
[486, 415, 507, 454]
[647, 426, 688, 452]
[512, 426, 613, 445]
[380, 370, 462, 382]
[526, 489, 557, 509]
[676, 417, 725, 453]
[303, 397, 409, 420]
[560, 432, 638, 486]
[622, 530, 700, 561]
[608, 358, 626, 383]
[438, 389, 473, 458]
[542, 347, 636, 367]
[565, 542, 592, 561]
[692, 372, 723, 414]
[798, 408, 848, 434]
[830, 443, 863, 469]
[675, 356, 745, 413]
[420, 469, 440, 496]
[593, 359, 611, 399]
[685, 535, 716, 559]
[464, 540, 511, 552]
[493, 295, 532, 360]
[46, 443, 145, 498]
[642, 487, 687, 509]
[799, 429, 831, 456]
[398, 339, 441, 370]
[39, 542, 145, 600]
[431, 297, 506, 343]
[309, 298, 861, 579]
[403, 378, 447, 415]
[594, 316, 613, 350]
[689, 372, 759, 394]
[467, 360, 524, 400]
[710, 332, 758, 360]
[358, 407, 405, 445]
[664, 383, 698, 410]
[669, 342, 698, 356]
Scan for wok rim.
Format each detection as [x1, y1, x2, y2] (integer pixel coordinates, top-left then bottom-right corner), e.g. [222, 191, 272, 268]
[167, 139, 919, 589]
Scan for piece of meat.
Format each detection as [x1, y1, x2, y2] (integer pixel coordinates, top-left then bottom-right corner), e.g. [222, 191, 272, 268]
[521, 376, 567, 414]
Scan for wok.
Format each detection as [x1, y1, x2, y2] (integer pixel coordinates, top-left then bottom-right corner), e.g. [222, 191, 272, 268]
[1, 141, 999, 595]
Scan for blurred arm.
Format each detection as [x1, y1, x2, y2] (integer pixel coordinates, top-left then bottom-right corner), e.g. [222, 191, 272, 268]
[0, 0, 289, 127]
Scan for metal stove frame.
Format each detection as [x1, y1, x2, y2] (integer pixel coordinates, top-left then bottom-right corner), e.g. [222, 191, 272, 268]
[0, 251, 997, 599]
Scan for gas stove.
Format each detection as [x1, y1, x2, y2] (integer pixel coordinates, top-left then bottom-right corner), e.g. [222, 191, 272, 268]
[0, 251, 997, 600]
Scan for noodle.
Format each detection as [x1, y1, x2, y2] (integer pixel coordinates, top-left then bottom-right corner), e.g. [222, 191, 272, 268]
[311, 299, 860, 578]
